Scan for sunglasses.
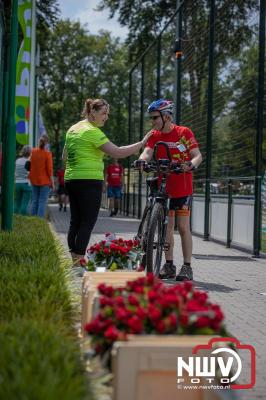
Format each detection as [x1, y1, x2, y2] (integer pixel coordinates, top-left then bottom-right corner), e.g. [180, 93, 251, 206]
[149, 115, 161, 120]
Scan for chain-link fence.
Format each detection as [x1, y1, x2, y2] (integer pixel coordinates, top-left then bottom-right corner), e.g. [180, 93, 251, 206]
[119, 0, 265, 255]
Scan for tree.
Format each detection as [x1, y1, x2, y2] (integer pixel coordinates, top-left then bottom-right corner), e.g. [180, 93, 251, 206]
[36, 0, 60, 50]
[39, 20, 129, 167]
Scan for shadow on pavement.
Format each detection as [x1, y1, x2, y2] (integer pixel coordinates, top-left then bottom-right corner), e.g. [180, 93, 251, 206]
[193, 280, 240, 293]
[164, 279, 239, 293]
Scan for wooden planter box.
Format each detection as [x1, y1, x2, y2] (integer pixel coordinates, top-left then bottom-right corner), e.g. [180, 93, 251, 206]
[112, 335, 234, 400]
[81, 271, 145, 336]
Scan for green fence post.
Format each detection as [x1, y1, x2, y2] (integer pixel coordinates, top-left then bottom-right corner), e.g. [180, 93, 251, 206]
[253, 0, 265, 257]
[204, 0, 215, 240]
[127, 71, 133, 216]
[138, 57, 145, 219]
[226, 180, 233, 248]
[174, 0, 182, 125]
[1, 0, 18, 231]
[156, 35, 161, 99]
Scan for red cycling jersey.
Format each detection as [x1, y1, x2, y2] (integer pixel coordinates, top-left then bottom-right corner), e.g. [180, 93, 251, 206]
[57, 169, 65, 186]
[106, 164, 123, 187]
[146, 125, 199, 198]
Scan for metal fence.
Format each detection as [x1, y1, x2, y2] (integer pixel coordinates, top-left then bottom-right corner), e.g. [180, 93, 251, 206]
[118, 0, 265, 256]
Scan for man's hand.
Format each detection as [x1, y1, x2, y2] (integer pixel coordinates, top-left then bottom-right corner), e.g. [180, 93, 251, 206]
[180, 161, 195, 172]
[133, 159, 148, 171]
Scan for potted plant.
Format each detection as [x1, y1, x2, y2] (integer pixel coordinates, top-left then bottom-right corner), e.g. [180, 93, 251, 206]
[82, 233, 144, 272]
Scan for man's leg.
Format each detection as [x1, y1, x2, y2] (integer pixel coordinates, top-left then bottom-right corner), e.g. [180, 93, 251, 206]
[177, 215, 192, 263]
[176, 214, 193, 281]
[113, 187, 122, 215]
[108, 186, 115, 216]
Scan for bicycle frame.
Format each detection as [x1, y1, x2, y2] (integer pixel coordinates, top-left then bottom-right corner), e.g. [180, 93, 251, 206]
[136, 142, 177, 256]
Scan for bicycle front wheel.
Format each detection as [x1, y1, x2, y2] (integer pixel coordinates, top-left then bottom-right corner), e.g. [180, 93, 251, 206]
[146, 202, 164, 276]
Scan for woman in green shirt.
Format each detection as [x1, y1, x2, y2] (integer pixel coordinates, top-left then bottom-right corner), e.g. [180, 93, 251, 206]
[63, 98, 152, 262]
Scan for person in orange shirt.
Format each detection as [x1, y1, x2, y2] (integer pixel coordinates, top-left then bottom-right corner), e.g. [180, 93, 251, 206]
[29, 136, 55, 217]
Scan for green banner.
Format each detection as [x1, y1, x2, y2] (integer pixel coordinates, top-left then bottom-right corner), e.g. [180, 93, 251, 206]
[15, 0, 33, 145]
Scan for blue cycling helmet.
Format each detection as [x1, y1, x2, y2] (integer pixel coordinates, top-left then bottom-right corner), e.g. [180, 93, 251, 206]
[147, 99, 174, 114]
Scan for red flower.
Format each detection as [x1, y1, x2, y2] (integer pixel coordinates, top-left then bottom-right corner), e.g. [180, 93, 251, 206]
[104, 325, 120, 341]
[127, 316, 143, 333]
[115, 307, 129, 321]
[128, 294, 139, 306]
[155, 320, 166, 333]
[195, 316, 211, 328]
[168, 313, 178, 328]
[148, 304, 161, 321]
[179, 313, 189, 327]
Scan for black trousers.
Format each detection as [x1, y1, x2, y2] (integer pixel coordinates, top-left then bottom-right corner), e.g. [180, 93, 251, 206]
[65, 179, 102, 255]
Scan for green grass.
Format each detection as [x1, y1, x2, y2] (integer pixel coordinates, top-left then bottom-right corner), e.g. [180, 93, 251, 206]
[0, 215, 93, 399]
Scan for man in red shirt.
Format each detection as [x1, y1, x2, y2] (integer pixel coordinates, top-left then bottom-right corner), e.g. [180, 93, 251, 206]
[56, 167, 68, 212]
[106, 159, 124, 216]
[138, 99, 202, 281]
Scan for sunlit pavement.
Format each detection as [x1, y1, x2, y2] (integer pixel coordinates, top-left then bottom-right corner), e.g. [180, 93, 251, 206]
[49, 203, 266, 399]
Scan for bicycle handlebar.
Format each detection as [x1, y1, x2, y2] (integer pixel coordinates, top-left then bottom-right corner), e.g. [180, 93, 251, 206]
[153, 141, 172, 161]
[132, 141, 195, 174]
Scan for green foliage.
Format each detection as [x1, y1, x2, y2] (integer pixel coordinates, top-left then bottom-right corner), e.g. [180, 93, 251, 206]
[0, 321, 89, 400]
[39, 20, 129, 168]
[0, 215, 93, 399]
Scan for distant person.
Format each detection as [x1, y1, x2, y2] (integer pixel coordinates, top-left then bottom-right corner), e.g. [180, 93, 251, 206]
[29, 136, 55, 218]
[106, 159, 123, 216]
[63, 98, 152, 263]
[56, 167, 68, 212]
[14, 145, 32, 215]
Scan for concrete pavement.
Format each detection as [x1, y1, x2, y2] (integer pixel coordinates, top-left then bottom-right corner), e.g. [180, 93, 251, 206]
[48, 203, 266, 400]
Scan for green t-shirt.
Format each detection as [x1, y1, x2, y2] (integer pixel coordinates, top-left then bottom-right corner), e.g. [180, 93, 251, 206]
[64, 120, 109, 180]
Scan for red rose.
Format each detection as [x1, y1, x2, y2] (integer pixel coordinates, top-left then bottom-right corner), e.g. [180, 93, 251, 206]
[79, 258, 87, 266]
[136, 306, 146, 319]
[195, 316, 211, 328]
[168, 313, 178, 328]
[155, 320, 166, 333]
[115, 307, 129, 320]
[115, 295, 125, 306]
[104, 325, 120, 341]
[128, 294, 139, 306]
[148, 304, 161, 321]
[179, 313, 189, 327]
[127, 316, 143, 333]
[148, 290, 158, 302]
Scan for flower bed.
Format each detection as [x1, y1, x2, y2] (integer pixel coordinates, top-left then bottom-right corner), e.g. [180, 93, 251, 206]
[84, 274, 225, 357]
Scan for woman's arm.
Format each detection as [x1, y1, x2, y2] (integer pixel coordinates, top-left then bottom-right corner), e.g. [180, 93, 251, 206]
[100, 130, 153, 158]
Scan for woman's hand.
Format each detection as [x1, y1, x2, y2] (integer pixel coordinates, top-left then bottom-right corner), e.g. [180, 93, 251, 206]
[141, 130, 153, 147]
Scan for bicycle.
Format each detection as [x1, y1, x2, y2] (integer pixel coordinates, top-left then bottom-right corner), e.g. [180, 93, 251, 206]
[133, 141, 189, 276]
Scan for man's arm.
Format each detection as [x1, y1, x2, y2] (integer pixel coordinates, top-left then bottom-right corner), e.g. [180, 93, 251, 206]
[182, 147, 202, 171]
[190, 147, 202, 168]
[139, 147, 154, 162]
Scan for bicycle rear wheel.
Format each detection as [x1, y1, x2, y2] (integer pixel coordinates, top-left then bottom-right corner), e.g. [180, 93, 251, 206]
[146, 202, 164, 276]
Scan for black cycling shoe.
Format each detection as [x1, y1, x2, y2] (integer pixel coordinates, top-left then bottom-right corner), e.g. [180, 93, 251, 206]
[176, 264, 193, 281]
[158, 262, 176, 280]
